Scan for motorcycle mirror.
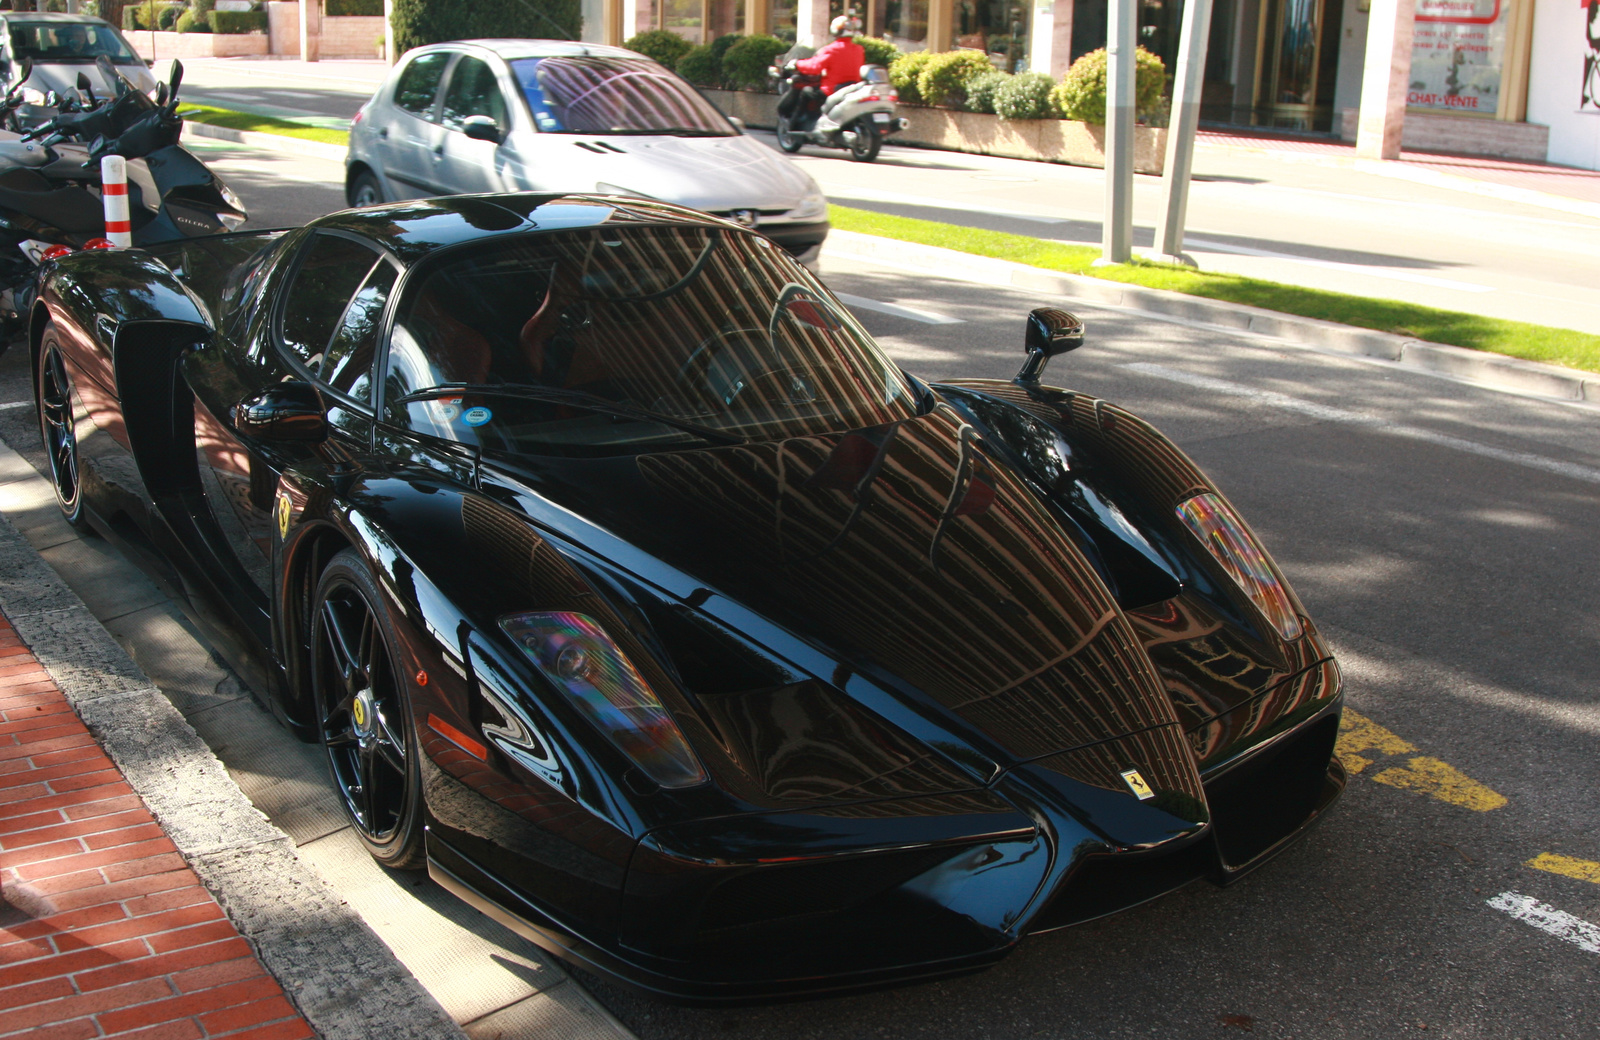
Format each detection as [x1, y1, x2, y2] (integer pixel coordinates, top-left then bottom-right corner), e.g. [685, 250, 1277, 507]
[168, 60, 183, 97]
[77, 72, 91, 91]
[155, 82, 169, 107]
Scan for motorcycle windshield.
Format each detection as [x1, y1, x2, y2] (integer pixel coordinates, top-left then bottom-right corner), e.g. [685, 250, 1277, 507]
[510, 56, 736, 137]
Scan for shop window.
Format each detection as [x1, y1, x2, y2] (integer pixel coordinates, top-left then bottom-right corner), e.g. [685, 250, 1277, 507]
[957, 0, 1029, 73]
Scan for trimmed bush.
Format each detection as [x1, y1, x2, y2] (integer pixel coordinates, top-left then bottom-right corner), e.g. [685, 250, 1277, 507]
[174, 10, 205, 32]
[721, 34, 788, 90]
[676, 44, 719, 87]
[993, 71, 1056, 120]
[963, 70, 1010, 114]
[328, 0, 384, 13]
[125, 1, 183, 30]
[625, 29, 694, 68]
[856, 35, 899, 68]
[711, 33, 741, 61]
[916, 49, 995, 108]
[1052, 47, 1166, 125]
[392, 0, 582, 53]
[212, 10, 268, 34]
[887, 50, 936, 106]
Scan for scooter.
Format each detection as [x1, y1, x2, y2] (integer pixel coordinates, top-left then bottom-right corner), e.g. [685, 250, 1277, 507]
[0, 55, 245, 346]
[770, 63, 907, 162]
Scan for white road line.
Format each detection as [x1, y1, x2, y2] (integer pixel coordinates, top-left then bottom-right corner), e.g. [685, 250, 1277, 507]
[1124, 363, 1600, 486]
[1183, 237, 1495, 294]
[0, 401, 29, 411]
[834, 292, 964, 325]
[827, 186, 1070, 225]
[1488, 892, 1600, 954]
[206, 91, 260, 102]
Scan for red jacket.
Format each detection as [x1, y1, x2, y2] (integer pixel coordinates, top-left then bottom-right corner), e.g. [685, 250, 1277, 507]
[795, 38, 866, 95]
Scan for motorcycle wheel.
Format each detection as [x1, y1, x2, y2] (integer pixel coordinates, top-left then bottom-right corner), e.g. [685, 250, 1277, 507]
[848, 123, 881, 162]
[776, 117, 804, 154]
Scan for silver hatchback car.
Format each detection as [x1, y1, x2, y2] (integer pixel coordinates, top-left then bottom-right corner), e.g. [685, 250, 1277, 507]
[345, 40, 830, 265]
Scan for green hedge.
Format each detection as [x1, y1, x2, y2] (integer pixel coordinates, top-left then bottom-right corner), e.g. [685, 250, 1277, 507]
[720, 34, 787, 90]
[123, 3, 183, 31]
[856, 35, 899, 68]
[916, 49, 994, 108]
[1052, 47, 1166, 125]
[624, 29, 693, 68]
[993, 71, 1057, 120]
[392, 0, 581, 52]
[963, 70, 1009, 114]
[328, 0, 384, 14]
[211, 10, 267, 34]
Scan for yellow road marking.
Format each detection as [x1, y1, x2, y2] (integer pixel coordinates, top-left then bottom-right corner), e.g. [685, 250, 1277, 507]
[1528, 853, 1600, 885]
[1336, 709, 1505, 811]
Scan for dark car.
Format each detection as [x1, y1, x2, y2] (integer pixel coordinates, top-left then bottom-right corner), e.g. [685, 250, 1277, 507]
[27, 194, 1345, 1004]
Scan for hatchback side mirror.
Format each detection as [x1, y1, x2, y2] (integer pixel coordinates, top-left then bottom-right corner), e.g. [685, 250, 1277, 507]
[233, 382, 327, 443]
[462, 115, 503, 143]
[1016, 307, 1084, 384]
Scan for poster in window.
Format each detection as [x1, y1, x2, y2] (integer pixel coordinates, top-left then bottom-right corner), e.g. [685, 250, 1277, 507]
[1584, 0, 1599, 111]
[1407, 0, 1509, 114]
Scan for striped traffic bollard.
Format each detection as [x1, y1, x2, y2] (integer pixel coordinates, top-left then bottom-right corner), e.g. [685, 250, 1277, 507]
[100, 155, 132, 248]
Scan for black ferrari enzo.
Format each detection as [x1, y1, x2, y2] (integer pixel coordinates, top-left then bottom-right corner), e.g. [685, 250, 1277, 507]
[27, 194, 1345, 1003]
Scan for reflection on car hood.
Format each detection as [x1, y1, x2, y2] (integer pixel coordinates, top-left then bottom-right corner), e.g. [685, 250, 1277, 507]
[533, 132, 817, 213]
[489, 405, 1181, 765]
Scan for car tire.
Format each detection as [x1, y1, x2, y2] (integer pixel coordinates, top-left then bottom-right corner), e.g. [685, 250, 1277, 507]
[311, 548, 426, 870]
[775, 117, 804, 154]
[348, 169, 384, 208]
[36, 323, 92, 532]
[848, 123, 881, 162]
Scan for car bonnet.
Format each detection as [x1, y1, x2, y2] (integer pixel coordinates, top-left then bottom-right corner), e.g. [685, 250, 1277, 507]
[535, 132, 818, 214]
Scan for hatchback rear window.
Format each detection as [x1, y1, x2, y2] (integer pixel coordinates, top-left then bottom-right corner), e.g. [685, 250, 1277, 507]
[510, 56, 734, 137]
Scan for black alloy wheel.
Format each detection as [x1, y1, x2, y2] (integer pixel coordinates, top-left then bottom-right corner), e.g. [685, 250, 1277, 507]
[776, 116, 804, 154]
[311, 549, 425, 868]
[848, 122, 881, 162]
[36, 325, 90, 530]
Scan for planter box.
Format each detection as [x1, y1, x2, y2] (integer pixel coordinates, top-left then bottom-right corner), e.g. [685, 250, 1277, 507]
[129, 30, 269, 60]
[700, 88, 1166, 174]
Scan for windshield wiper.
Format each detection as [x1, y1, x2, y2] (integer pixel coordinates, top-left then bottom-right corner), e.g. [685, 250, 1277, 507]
[395, 383, 745, 446]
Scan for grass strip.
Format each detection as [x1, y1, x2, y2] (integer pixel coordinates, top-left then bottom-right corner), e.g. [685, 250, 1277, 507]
[178, 104, 349, 147]
[830, 204, 1600, 374]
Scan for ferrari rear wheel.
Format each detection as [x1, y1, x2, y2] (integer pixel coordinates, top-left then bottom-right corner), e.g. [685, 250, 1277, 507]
[36, 325, 90, 531]
[311, 549, 425, 869]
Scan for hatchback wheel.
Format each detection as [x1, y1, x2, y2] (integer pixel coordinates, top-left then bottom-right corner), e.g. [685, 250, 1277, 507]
[349, 170, 384, 208]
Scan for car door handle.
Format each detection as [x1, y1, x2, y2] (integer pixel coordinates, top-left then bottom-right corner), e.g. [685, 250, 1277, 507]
[377, 126, 389, 139]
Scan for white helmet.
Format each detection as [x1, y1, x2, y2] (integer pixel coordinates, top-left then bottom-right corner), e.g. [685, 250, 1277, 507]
[830, 14, 861, 37]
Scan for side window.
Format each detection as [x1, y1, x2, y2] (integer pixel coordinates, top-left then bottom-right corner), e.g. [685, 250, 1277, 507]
[279, 234, 381, 376]
[319, 261, 397, 405]
[440, 56, 508, 131]
[393, 51, 450, 117]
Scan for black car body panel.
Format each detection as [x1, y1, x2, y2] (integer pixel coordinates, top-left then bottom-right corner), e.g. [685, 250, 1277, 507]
[30, 193, 1345, 1004]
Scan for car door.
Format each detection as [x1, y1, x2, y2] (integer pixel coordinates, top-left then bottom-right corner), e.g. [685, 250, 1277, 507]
[372, 49, 452, 199]
[188, 230, 395, 608]
[434, 53, 517, 196]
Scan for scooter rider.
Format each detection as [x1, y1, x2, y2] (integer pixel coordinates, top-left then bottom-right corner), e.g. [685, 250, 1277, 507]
[777, 16, 864, 125]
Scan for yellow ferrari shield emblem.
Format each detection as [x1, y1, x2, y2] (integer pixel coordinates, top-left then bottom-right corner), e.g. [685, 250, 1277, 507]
[1120, 769, 1155, 801]
[352, 698, 366, 727]
[276, 491, 292, 539]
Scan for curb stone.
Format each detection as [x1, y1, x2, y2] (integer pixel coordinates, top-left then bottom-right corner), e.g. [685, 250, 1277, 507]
[822, 229, 1600, 408]
[0, 501, 468, 1040]
[184, 119, 349, 163]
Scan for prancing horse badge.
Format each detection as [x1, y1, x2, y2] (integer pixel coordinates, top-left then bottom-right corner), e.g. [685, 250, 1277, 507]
[1120, 769, 1155, 801]
[276, 491, 293, 540]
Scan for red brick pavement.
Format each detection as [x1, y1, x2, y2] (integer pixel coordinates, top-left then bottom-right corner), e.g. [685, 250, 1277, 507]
[0, 613, 317, 1040]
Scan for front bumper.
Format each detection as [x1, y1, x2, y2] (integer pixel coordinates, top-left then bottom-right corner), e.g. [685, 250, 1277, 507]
[427, 695, 1345, 1005]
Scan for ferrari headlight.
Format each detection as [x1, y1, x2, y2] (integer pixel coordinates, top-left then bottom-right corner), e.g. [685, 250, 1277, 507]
[1175, 493, 1303, 641]
[500, 611, 707, 789]
[792, 191, 827, 220]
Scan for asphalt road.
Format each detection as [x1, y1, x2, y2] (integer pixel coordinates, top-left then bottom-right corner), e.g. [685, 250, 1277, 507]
[174, 59, 1600, 336]
[5, 135, 1598, 1039]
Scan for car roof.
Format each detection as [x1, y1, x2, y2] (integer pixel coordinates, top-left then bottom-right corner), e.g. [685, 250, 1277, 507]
[307, 192, 736, 264]
[408, 39, 640, 61]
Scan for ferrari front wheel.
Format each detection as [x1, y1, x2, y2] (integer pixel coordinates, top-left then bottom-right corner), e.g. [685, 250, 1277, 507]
[36, 325, 90, 531]
[311, 549, 425, 869]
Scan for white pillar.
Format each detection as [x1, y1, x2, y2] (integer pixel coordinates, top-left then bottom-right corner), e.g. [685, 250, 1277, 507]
[1028, 0, 1075, 79]
[795, 0, 831, 49]
[1355, 0, 1413, 160]
[1099, 0, 1135, 264]
[1153, 0, 1213, 261]
[623, 0, 648, 40]
[383, 0, 396, 63]
[299, 0, 321, 62]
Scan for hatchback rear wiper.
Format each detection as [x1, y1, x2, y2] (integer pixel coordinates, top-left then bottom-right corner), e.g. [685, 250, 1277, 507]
[396, 383, 745, 446]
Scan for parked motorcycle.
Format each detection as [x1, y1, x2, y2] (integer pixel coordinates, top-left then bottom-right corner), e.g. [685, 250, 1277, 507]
[770, 63, 907, 162]
[0, 55, 246, 345]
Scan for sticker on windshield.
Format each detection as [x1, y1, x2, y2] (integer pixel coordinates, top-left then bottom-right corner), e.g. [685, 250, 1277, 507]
[463, 406, 493, 427]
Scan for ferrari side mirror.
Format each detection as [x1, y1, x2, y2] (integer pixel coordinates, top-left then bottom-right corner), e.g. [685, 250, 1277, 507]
[1016, 307, 1084, 384]
[462, 115, 503, 143]
[233, 382, 327, 443]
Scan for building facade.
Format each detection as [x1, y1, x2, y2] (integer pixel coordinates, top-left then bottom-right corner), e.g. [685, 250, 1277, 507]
[583, 0, 1600, 169]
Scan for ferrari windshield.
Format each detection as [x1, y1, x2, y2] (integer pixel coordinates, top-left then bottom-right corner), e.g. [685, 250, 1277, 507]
[383, 224, 920, 455]
[8, 20, 142, 65]
[510, 56, 735, 136]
